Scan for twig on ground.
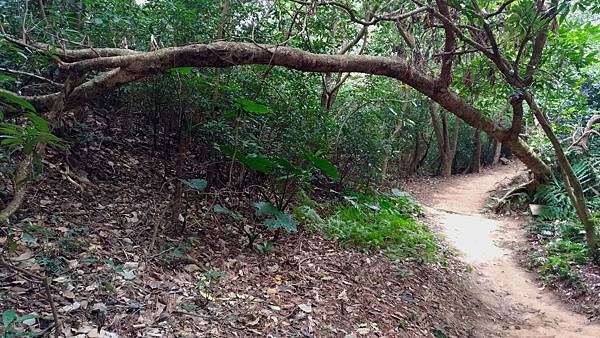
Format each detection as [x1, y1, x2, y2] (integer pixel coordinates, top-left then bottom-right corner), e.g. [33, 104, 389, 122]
[0, 258, 61, 337]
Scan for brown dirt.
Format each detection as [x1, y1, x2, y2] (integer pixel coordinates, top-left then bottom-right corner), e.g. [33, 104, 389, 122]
[406, 163, 600, 337]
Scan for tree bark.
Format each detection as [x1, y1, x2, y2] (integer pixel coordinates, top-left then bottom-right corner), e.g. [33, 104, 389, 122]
[210, 0, 230, 117]
[471, 129, 481, 173]
[492, 140, 502, 165]
[523, 91, 598, 260]
[430, 102, 459, 177]
[13, 40, 551, 179]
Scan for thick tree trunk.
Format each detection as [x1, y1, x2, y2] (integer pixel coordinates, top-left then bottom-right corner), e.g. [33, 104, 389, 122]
[492, 140, 502, 165]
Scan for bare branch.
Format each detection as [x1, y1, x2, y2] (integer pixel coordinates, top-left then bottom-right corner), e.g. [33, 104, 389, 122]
[1, 33, 140, 61]
[470, 0, 501, 57]
[290, 0, 428, 26]
[0, 67, 63, 88]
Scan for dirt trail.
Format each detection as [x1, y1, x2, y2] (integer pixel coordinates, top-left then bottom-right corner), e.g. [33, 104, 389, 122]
[419, 164, 600, 337]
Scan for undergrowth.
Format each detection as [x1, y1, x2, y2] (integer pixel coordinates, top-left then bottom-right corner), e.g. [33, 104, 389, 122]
[528, 220, 589, 286]
[526, 152, 600, 287]
[304, 190, 439, 262]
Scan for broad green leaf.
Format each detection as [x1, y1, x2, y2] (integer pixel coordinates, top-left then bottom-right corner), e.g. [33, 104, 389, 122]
[250, 201, 278, 216]
[21, 232, 37, 246]
[167, 67, 194, 75]
[242, 154, 275, 173]
[236, 98, 270, 114]
[0, 90, 36, 112]
[263, 212, 298, 233]
[119, 269, 136, 280]
[391, 188, 410, 197]
[3, 308, 17, 327]
[213, 204, 231, 214]
[215, 144, 238, 158]
[296, 205, 323, 222]
[311, 157, 340, 181]
[273, 157, 304, 176]
[180, 178, 207, 191]
[26, 113, 50, 133]
[14, 331, 42, 337]
[213, 204, 244, 221]
[17, 313, 39, 323]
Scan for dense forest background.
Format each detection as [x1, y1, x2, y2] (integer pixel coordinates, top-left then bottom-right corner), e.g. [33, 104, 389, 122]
[0, 0, 599, 337]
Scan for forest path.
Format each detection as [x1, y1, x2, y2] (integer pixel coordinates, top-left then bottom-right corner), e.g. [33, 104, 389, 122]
[417, 164, 600, 337]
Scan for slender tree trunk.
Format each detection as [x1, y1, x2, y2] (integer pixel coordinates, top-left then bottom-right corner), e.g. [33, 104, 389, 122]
[408, 132, 424, 174]
[210, 0, 230, 117]
[431, 102, 459, 177]
[380, 87, 410, 180]
[523, 92, 598, 260]
[471, 129, 481, 173]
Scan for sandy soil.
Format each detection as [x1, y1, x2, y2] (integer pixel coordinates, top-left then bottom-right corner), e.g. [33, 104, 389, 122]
[416, 163, 600, 337]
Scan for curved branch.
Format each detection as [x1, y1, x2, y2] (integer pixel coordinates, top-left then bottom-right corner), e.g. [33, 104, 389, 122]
[484, 0, 517, 18]
[15, 39, 550, 179]
[0, 67, 63, 88]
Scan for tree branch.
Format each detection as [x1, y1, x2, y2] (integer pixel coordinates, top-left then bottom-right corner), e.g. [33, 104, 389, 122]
[290, 0, 428, 26]
[484, 0, 517, 18]
[524, 0, 559, 85]
[9, 37, 550, 179]
[435, 0, 457, 87]
[0, 67, 63, 88]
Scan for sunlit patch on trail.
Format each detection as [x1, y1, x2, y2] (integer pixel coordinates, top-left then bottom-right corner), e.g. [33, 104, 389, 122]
[440, 213, 505, 264]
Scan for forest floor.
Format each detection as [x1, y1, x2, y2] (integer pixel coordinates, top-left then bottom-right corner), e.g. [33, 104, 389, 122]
[3, 119, 600, 337]
[1, 122, 498, 337]
[405, 163, 600, 337]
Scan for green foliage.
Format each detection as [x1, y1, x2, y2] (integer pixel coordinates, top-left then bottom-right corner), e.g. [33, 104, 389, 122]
[315, 191, 437, 261]
[213, 200, 298, 247]
[528, 218, 593, 286]
[250, 201, 298, 232]
[1, 309, 40, 337]
[535, 153, 600, 217]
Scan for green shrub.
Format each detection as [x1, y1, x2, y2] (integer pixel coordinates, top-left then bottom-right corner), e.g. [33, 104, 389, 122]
[315, 191, 437, 261]
[528, 219, 591, 286]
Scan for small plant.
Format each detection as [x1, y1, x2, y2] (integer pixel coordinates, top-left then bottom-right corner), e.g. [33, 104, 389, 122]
[1, 309, 39, 337]
[195, 270, 227, 302]
[35, 254, 65, 276]
[255, 240, 274, 253]
[213, 201, 297, 247]
[528, 218, 591, 286]
[57, 229, 85, 254]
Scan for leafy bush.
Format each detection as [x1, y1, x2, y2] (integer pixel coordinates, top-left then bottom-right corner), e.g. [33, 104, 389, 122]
[528, 219, 591, 285]
[314, 191, 438, 261]
[529, 152, 600, 284]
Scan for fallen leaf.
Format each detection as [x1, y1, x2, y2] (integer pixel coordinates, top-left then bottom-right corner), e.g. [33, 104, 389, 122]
[62, 290, 76, 299]
[298, 303, 312, 313]
[183, 264, 201, 273]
